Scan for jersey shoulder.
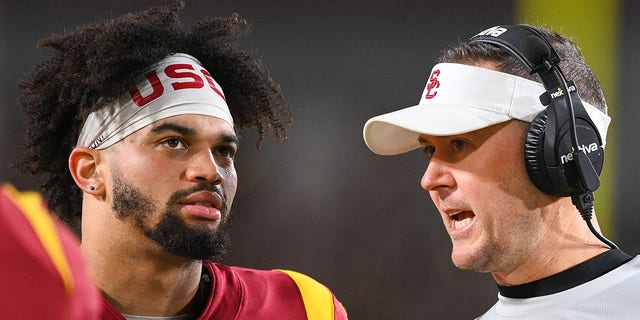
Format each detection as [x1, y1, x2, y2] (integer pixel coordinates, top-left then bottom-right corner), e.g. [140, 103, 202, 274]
[206, 263, 347, 319]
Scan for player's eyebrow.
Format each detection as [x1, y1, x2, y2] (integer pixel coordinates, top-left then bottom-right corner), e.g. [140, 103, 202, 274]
[221, 133, 239, 145]
[150, 122, 196, 136]
[151, 121, 239, 146]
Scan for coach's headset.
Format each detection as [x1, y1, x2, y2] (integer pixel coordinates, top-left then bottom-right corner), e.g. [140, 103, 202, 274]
[469, 25, 617, 249]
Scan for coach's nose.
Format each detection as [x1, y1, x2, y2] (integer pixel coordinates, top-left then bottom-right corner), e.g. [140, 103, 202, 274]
[420, 153, 455, 192]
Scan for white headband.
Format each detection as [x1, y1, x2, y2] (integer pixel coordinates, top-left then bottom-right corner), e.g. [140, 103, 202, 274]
[76, 53, 233, 149]
[363, 63, 611, 155]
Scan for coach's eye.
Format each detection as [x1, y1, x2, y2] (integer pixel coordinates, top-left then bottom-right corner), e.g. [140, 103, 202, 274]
[452, 139, 467, 151]
[422, 146, 435, 161]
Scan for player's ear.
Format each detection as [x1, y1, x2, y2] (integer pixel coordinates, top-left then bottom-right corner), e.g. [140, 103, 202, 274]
[69, 146, 105, 195]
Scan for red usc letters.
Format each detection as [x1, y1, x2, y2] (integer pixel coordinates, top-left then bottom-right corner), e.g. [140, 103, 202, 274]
[130, 63, 226, 107]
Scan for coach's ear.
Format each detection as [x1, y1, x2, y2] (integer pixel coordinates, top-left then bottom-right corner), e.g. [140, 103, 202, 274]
[69, 146, 105, 196]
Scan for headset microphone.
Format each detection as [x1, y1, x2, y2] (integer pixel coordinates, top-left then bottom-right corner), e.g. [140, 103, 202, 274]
[469, 25, 617, 249]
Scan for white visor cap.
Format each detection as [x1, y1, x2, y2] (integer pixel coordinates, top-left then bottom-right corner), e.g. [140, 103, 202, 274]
[362, 63, 610, 156]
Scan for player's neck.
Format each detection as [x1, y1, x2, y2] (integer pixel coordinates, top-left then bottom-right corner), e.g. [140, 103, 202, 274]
[89, 245, 203, 316]
[81, 205, 204, 316]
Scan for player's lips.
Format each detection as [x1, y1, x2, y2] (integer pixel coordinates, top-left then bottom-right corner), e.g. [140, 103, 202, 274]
[179, 190, 223, 220]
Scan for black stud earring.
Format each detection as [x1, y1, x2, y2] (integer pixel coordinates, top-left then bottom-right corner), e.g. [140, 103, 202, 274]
[89, 186, 95, 191]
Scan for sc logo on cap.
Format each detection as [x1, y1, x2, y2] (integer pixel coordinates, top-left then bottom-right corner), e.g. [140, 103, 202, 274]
[424, 69, 441, 99]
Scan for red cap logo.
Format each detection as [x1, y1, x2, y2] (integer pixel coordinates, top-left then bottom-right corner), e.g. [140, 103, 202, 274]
[424, 69, 440, 99]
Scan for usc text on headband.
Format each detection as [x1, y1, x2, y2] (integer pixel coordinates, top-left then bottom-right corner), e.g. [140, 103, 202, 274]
[76, 53, 233, 150]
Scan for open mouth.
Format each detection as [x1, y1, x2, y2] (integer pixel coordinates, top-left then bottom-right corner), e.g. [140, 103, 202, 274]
[450, 211, 475, 230]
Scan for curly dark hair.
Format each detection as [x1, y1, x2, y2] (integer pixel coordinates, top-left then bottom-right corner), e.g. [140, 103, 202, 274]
[16, 0, 292, 232]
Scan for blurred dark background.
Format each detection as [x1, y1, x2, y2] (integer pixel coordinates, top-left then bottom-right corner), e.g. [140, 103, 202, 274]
[2, 1, 639, 319]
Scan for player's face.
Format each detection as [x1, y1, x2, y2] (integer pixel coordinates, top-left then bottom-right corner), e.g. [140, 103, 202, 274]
[419, 120, 555, 273]
[105, 114, 238, 261]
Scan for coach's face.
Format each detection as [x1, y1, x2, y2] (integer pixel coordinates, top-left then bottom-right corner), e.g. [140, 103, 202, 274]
[419, 120, 556, 274]
[104, 114, 238, 261]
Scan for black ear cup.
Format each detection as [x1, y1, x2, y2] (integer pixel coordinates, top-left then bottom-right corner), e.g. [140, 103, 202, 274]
[525, 109, 605, 197]
[524, 110, 558, 195]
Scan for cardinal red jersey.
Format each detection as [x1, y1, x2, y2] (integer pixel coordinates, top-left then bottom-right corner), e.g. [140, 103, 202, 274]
[100, 262, 348, 319]
[0, 184, 101, 319]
